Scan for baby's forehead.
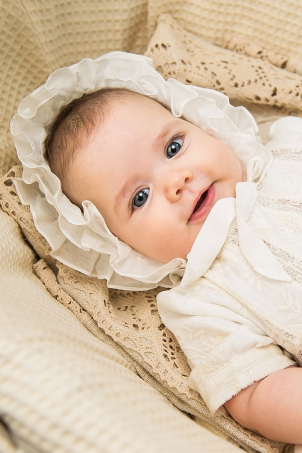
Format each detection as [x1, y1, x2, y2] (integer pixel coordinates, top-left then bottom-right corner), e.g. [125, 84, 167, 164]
[112, 93, 196, 136]
[121, 91, 171, 112]
[98, 91, 178, 136]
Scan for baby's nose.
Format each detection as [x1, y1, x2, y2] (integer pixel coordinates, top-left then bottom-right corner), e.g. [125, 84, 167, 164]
[164, 169, 192, 202]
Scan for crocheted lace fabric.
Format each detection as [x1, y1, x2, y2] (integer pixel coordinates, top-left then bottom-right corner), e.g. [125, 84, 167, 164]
[146, 14, 302, 115]
[223, 35, 302, 76]
[0, 166, 291, 453]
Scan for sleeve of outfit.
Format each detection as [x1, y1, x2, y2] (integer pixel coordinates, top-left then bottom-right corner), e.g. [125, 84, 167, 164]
[157, 280, 294, 414]
[157, 116, 302, 414]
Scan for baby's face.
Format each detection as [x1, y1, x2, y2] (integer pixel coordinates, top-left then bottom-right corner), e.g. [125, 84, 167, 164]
[66, 94, 243, 263]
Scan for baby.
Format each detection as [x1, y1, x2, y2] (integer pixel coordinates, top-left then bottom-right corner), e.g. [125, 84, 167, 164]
[11, 51, 302, 446]
[45, 88, 243, 264]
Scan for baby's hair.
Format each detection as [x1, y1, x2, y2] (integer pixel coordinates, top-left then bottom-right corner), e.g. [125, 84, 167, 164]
[44, 87, 136, 185]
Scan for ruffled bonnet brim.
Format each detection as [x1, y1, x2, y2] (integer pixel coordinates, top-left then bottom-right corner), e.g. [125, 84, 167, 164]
[10, 51, 272, 290]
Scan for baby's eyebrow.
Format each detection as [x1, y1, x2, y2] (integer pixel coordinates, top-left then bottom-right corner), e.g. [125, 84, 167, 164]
[153, 120, 181, 148]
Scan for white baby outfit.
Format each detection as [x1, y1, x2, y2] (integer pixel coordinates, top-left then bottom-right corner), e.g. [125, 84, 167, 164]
[157, 116, 302, 414]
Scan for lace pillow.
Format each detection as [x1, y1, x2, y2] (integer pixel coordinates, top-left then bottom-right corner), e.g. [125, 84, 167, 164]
[145, 14, 302, 115]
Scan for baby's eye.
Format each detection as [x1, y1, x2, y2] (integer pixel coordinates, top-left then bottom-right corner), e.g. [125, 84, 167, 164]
[166, 137, 183, 159]
[132, 188, 150, 209]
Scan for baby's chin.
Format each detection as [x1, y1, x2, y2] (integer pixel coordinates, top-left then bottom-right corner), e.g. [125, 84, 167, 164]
[146, 233, 202, 264]
[144, 245, 192, 264]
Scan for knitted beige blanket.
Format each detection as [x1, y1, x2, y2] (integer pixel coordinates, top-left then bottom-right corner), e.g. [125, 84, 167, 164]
[2, 15, 302, 453]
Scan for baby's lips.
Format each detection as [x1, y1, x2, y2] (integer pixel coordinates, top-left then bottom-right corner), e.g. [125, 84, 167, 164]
[192, 190, 207, 214]
[189, 184, 215, 222]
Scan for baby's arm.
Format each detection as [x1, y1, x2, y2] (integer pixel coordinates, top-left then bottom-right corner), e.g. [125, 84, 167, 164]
[225, 366, 302, 443]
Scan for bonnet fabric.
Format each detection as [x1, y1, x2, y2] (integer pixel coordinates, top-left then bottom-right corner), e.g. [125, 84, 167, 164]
[10, 51, 289, 290]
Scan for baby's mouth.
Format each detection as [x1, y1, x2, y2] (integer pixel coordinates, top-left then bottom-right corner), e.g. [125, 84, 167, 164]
[192, 190, 208, 214]
[189, 184, 215, 222]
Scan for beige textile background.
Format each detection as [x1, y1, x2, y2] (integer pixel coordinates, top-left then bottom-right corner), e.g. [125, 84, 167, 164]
[0, 0, 148, 176]
[1, 1, 302, 452]
[2, 0, 302, 176]
[147, 0, 302, 60]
